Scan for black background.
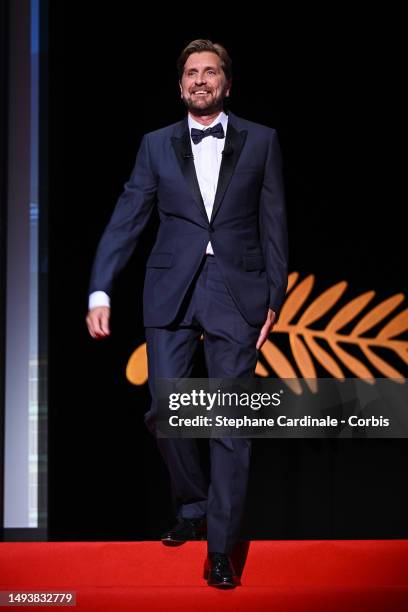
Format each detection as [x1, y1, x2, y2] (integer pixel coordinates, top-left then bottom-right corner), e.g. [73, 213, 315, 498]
[48, 4, 407, 540]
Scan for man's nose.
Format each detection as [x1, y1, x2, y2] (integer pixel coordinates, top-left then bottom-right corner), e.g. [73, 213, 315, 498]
[195, 74, 207, 85]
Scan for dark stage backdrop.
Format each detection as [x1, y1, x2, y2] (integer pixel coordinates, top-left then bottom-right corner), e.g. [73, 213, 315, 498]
[48, 4, 407, 541]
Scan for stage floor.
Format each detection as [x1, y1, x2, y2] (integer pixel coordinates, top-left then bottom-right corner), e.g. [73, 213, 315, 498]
[1, 540, 408, 610]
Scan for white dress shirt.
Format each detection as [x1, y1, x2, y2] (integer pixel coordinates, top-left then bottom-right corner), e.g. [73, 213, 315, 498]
[188, 111, 228, 255]
[89, 111, 228, 310]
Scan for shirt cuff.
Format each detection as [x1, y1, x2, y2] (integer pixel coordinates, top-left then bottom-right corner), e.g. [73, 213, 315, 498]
[89, 291, 111, 310]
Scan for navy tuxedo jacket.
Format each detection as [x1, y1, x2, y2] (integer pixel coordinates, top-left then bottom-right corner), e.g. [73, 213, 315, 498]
[89, 111, 289, 328]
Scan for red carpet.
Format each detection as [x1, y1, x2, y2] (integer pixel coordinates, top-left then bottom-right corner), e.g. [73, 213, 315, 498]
[1, 540, 408, 610]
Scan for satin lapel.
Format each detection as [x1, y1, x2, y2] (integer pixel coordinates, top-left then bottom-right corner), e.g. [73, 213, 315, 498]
[210, 122, 248, 224]
[171, 128, 208, 222]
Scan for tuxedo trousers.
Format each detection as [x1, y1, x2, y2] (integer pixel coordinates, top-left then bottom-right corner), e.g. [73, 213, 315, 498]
[144, 253, 262, 553]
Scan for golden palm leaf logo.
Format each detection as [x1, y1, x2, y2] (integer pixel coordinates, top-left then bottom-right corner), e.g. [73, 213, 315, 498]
[126, 272, 408, 393]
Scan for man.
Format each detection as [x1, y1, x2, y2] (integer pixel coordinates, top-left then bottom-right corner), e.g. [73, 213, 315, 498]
[86, 39, 288, 588]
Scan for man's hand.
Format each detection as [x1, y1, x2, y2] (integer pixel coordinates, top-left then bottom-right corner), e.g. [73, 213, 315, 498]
[256, 308, 276, 350]
[86, 306, 111, 339]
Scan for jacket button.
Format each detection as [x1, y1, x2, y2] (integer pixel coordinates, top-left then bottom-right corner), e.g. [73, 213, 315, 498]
[208, 226, 214, 233]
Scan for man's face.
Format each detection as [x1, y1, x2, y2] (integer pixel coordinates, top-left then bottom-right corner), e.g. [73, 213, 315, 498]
[179, 51, 231, 115]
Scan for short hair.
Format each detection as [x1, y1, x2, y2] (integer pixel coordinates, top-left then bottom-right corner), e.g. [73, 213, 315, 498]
[177, 39, 232, 81]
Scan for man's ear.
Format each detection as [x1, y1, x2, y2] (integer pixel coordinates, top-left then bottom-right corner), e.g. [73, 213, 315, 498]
[225, 79, 232, 98]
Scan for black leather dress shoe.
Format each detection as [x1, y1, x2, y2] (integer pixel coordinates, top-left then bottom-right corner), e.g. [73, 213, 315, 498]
[204, 552, 240, 588]
[161, 517, 207, 546]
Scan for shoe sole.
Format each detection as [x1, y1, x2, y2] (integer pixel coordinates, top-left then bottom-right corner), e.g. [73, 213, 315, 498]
[161, 534, 207, 546]
[208, 581, 238, 589]
[161, 538, 186, 546]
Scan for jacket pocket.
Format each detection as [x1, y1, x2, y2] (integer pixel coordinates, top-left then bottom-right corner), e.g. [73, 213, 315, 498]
[146, 252, 174, 268]
[243, 254, 265, 271]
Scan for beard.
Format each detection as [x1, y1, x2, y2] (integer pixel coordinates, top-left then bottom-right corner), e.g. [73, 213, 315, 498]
[182, 90, 227, 116]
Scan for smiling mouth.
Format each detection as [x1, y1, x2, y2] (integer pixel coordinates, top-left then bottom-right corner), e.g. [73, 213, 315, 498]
[192, 91, 211, 96]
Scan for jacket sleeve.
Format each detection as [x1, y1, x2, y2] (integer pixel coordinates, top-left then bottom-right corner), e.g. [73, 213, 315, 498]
[259, 129, 289, 319]
[88, 134, 158, 296]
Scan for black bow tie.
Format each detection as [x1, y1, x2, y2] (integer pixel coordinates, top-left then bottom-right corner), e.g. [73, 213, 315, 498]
[190, 122, 225, 145]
